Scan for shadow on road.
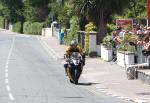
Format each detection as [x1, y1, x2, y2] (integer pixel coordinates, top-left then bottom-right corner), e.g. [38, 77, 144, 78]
[136, 92, 150, 95]
[77, 82, 100, 86]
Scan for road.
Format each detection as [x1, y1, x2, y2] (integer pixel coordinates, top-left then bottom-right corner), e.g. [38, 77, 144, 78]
[0, 31, 133, 103]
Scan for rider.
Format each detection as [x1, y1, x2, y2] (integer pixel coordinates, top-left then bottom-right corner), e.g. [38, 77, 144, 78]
[64, 40, 85, 75]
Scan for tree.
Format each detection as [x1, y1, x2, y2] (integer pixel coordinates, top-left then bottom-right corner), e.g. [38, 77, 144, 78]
[48, 0, 74, 28]
[0, 0, 24, 23]
[124, 0, 147, 19]
[73, 0, 130, 44]
[23, 0, 49, 22]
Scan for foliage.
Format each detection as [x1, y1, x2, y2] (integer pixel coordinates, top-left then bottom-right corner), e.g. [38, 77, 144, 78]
[118, 33, 138, 52]
[23, 0, 48, 22]
[49, 1, 73, 28]
[106, 24, 116, 34]
[85, 22, 96, 33]
[31, 22, 44, 35]
[102, 34, 113, 48]
[0, 0, 24, 22]
[13, 22, 22, 33]
[84, 22, 96, 54]
[0, 16, 4, 28]
[62, 29, 70, 45]
[74, 0, 130, 23]
[73, 0, 130, 44]
[23, 21, 31, 34]
[123, 0, 146, 18]
[23, 22, 43, 35]
[63, 16, 79, 45]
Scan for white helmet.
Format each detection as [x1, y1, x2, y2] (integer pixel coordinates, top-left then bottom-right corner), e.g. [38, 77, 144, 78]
[70, 40, 77, 46]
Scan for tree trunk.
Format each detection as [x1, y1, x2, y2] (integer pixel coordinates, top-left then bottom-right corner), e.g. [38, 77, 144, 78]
[97, 9, 107, 45]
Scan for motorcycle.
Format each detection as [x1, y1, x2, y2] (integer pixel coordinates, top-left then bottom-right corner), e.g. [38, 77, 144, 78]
[64, 52, 83, 84]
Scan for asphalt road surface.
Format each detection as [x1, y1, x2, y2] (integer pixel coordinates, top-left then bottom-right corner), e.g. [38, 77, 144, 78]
[0, 31, 133, 103]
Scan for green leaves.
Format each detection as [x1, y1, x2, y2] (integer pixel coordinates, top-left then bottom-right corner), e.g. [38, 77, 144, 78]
[118, 33, 138, 52]
[0, 0, 24, 22]
[102, 34, 113, 48]
[124, 0, 146, 18]
[23, 0, 48, 22]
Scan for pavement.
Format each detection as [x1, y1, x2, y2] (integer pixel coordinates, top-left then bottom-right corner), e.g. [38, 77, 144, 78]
[39, 35, 150, 103]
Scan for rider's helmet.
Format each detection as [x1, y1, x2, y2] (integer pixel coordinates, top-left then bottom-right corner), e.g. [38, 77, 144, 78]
[70, 40, 77, 48]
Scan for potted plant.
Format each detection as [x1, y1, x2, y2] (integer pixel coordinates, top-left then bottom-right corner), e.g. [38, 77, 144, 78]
[101, 34, 113, 61]
[117, 32, 138, 67]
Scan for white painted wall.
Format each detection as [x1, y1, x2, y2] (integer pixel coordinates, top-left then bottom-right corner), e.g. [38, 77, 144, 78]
[42, 28, 52, 36]
[89, 34, 97, 52]
[117, 51, 135, 67]
[101, 45, 113, 61]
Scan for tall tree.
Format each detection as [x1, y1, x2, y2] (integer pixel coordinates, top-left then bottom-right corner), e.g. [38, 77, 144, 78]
[124, 0, 147, 18]
[0, 0, 24, 23]
[48, 0, 74, 28]
[23, 0, 49, 22]
[73, 0, 130, 44]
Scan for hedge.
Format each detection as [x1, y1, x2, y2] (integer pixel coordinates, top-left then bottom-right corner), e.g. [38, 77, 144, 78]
[13, 22, 22, 33]
[23, 22, 43, 35]
[0, 16, 4, 29]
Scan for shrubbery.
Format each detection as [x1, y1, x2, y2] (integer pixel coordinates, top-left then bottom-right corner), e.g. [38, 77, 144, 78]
[63, 16, 79, 45]
[23, 22, 43, 35]
[0, 16, 4, 28]
[23, 21, 31, 34]
[13, 22, 22, 33]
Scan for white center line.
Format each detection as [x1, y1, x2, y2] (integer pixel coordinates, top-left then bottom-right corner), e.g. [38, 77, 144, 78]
[4, 37, 15, 101]
[6, 61, 9, 65]
[6, 85, 11, 92]
[5, 79, 9, 84]
[5, 69, 8, 73]
[5, 73, 8, 78]
[8, 93, 15, 101]
[5, 65, 8, 69]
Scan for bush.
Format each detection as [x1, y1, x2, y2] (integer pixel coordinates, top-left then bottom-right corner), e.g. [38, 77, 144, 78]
[23, 21, 31, 34]
[118, 33, 138, 52]
[13, 22, 22, 33]
[102, 34, 113, 48]
[31, 22, 43, 35]
[0, 16, 4, 28]
[106, 24, 116, 34]
[23, 22, 43, 35]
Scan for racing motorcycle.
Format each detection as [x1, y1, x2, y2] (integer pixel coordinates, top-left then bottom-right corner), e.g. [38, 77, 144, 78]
[64, 52, 83, 84]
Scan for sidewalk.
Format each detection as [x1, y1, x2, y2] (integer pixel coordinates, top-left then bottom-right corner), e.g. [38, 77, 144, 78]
[40, 35, 150, 103]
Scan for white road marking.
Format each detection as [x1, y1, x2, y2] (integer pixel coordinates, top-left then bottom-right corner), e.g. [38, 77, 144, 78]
[106, 92, 113, 95]
[8, 93, 15, 101]
[37, 36, 63, 60]
[112, 94, 119, 97]
[6, 36, 15, 55]
[6, 85, 11, 92]
[6, 61, 9, 65]
[39, 38, 57, 60]
[125, 98, 131, 101]
[134, 99, 147, 103]
[82, 72, 109, 76]
[5, 73, 8, 78]
[117, 96, 126, 99]
[4, 37, 15, 101]
[5, 79, 9, 84]
[5, 69, 8, 73]
[5, 65, 8, 69]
